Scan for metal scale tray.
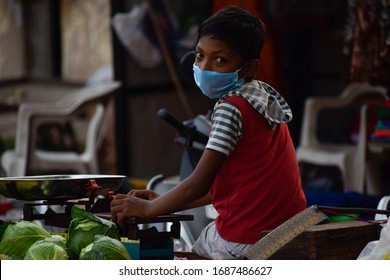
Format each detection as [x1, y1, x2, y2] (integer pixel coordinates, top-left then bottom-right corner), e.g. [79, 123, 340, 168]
[0, 174, 126, 201]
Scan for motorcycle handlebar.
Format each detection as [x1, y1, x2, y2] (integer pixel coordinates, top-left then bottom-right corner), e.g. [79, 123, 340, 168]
[157, 108, 187, 132]
[157, 108, 209, 145]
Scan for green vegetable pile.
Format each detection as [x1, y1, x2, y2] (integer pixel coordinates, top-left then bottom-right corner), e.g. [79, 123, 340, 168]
[0, 220, 51, 259]
[25, 235, 68, 260]
[80, 235, 131, 260]
[0, 207, 131, 260]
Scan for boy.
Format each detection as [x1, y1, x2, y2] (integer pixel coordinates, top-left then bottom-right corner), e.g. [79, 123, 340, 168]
[111, 6, 306, 259]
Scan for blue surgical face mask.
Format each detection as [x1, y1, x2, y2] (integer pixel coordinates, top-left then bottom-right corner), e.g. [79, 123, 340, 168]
[193, 64, 245, 99]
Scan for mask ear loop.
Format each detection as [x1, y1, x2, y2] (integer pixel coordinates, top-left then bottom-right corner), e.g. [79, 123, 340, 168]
[236, 64, 248, 82]
[240, 59, 259, 82]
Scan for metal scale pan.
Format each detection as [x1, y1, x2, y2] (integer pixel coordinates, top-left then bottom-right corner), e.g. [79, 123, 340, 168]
[0, 174, 126, 201]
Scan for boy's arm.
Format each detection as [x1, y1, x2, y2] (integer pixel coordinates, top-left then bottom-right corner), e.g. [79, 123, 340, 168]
[184, 192, 212, 209]
[111, 148, 225, 224]
[127, 189, 212, 209]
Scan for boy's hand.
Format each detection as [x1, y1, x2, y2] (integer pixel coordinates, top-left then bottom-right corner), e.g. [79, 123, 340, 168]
[127, 189, 160, 200]
[110, 193, 153, 224]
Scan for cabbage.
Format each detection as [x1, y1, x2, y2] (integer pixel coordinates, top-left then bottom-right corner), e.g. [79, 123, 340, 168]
[45, 234, 67, 247]
[79, 235, 131, 260]
[0, 254, 11, 260]
[0, 220, 51, 259]
[24, 235, 68, 260]
[80, 250, 108, 260]
[66, 207, 120, 259]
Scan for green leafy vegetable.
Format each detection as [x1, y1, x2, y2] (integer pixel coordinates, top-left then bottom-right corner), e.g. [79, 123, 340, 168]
[79, 250, 108, 260]
[24, 235, 68, 260]
[79, 235, 131, 260]
[0, 220, 51, 259]
[66, 207, 120, 259]
[0, 254, 11, 260]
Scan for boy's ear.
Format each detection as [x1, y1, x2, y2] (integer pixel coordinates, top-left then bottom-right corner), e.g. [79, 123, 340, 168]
[243, 59, 259, 81]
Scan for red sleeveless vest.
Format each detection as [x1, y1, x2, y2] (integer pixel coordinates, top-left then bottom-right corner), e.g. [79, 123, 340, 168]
[210, 96, 306, 244]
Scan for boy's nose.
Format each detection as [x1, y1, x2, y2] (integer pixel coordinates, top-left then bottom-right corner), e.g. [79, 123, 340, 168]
[198, 60, 212, 71]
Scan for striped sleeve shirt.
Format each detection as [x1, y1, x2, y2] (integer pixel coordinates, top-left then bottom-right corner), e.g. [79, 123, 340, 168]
[206, 101, 243, 156]
[205, 80, 292, 156]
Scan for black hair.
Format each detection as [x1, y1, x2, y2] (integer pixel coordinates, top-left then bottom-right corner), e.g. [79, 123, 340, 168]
[198, 6, 266, 63]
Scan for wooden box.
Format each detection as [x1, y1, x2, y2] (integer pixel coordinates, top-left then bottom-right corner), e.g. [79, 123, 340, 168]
[262, 221, 382, 260]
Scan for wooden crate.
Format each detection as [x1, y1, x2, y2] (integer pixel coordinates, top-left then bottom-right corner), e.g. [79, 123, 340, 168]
[262, 220, 382, 260]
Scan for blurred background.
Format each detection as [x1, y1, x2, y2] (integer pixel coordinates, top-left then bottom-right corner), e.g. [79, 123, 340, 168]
[0, 0, 389, 195]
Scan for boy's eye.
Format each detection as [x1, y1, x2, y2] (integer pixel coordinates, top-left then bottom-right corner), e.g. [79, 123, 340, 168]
[215, 57, 226, 63]
[195, 52, 203, 59]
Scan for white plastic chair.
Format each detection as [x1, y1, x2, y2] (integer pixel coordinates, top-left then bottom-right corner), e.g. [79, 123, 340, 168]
[356, 103, 390, 195]
[1, 82, 120, 176]
[375, 196, 390, 221]
[296, 82, 387, 193]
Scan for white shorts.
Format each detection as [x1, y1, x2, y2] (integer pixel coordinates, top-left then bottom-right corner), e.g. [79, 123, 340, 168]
[192, 221, 252, 259]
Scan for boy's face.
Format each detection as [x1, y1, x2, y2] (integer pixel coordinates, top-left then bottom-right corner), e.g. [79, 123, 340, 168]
[195, 36, 243, 74]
